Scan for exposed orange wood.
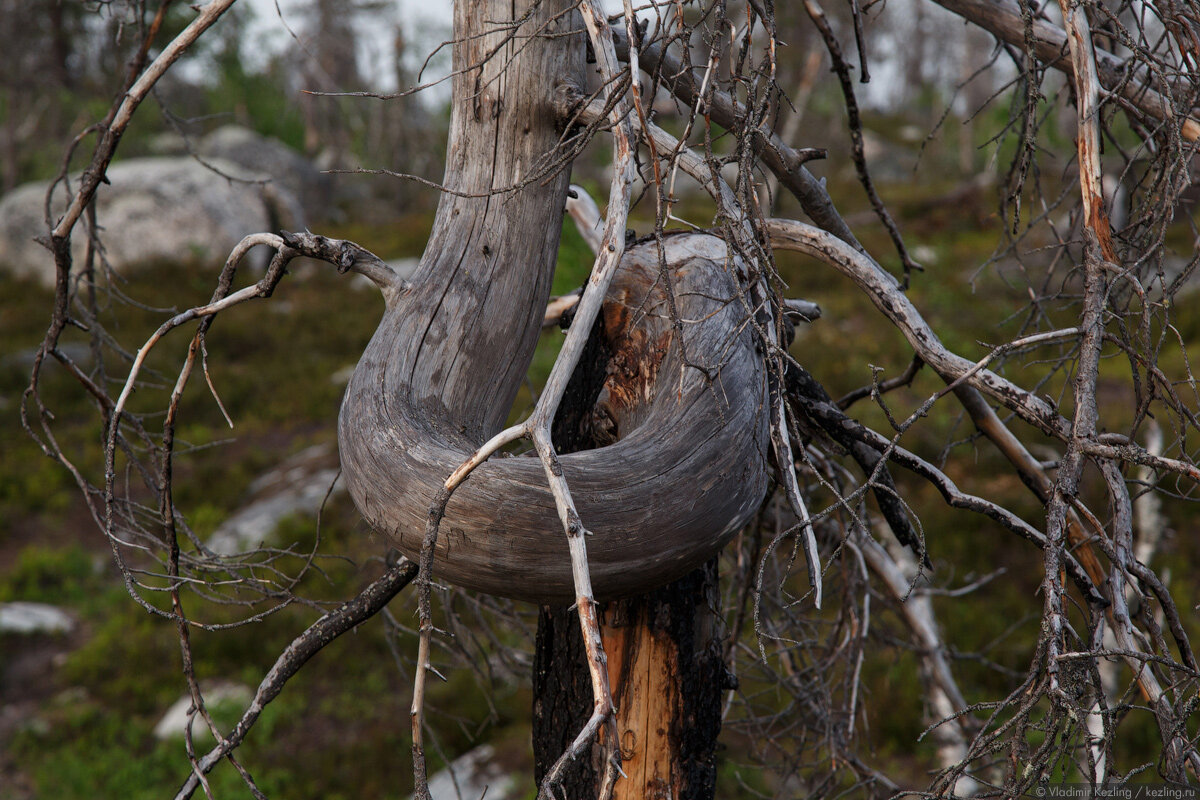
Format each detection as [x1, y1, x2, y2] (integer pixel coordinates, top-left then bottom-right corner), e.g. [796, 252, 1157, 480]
[603, 606, 684, 799]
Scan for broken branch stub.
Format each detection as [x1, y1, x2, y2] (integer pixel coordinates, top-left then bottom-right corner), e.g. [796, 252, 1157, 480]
[334, 1, 768, 603]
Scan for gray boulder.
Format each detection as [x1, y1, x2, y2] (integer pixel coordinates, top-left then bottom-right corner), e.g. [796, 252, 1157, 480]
[207, 444, 343, 555]
[0, 156, 303, 286]
[198, 125, 327, 222]
[152, 682, 253, 741]
[0, 602, 74, 635]
[418, 745, 518, 800]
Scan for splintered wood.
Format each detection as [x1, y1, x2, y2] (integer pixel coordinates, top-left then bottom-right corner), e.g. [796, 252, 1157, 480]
[603, 609, 685, 800]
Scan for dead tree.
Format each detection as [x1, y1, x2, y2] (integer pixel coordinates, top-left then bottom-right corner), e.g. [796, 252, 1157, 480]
[22, 0, 1200, 797]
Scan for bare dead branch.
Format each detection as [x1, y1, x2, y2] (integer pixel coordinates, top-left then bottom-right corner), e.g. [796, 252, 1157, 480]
[929, 0, 1200, 140]
[174, 558, 419, 800]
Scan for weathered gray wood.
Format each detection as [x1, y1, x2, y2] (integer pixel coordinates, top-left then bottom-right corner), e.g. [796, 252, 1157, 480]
[336, 0, 769, 603]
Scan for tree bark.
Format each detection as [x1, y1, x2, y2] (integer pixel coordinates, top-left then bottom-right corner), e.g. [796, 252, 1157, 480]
[336, 0, 769, 604]
[532, 288, 729, 799]
[534, 566, 728, 800]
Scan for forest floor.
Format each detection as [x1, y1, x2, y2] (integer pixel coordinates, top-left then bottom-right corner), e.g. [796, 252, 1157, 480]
[1, 172, 1197, 798]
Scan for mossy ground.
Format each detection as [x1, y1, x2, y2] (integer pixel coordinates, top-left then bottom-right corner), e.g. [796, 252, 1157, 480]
[1, 162, 1197, 798]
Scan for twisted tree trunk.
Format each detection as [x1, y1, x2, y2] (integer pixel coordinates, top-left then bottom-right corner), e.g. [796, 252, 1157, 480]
[337, 0, 770, 603]
[531, 297, 731, 798]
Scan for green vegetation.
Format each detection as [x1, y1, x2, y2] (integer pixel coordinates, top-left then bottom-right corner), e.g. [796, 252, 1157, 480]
[3, 6, 1199, 792]
[5, 141, 1199, 793]
[0, 248, 536, 797]
[3, 173, 1192, 794]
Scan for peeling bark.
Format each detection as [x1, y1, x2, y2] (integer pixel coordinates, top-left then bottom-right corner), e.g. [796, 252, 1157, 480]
[534, 564, 727, 800]
[533, 277, 730, 799]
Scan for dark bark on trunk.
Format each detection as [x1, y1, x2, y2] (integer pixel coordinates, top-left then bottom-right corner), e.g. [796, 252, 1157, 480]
[533, 567, 728, 800]
[532, 307, 728, 799]
[534, 604, 602, 795]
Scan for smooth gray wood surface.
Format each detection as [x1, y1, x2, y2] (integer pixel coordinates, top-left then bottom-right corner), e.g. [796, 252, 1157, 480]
[337, 0, 769, 602]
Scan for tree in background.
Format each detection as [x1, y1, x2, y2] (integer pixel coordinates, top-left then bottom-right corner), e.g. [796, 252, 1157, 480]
[19, 0, 1200, 798]
[0, 0, 96, 191]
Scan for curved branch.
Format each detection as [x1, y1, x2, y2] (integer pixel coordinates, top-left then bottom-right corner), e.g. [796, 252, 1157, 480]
[765, 217, 1200, 490]
[52, 0, 239, 241]
[337, 10, 769, 604]
[764, 218, 1070, 439]
[341, 235, 769, 603]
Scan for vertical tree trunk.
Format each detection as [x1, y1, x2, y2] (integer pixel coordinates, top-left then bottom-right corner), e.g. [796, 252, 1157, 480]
[533, 315, 730, 799]
[337, 3, 769, 601]
[533, 567, 729, 800]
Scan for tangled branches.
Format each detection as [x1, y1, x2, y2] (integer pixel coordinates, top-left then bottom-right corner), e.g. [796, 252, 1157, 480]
[20, 0, 1200, 797]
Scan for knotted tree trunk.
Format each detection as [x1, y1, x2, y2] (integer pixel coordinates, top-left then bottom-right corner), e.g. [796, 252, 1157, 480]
[336, 2, 769, 795]
[337, 0, 769, 601]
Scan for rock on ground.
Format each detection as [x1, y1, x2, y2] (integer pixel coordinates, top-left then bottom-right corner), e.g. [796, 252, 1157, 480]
[198, 125, 326, 222]
[0, 602, 74, 635]
[419, 744, 518, 800]
[153, 682, 254, 741]
[0, 156, 304, 286]
[207, 444, 343, 555]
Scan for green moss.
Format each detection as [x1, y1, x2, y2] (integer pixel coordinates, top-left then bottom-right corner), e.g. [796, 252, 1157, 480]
[323, 214, 436, 261]
[0, 545, 101, 605]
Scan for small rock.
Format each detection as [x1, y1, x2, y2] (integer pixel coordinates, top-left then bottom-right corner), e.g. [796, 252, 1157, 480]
[418, 744, 517, 800]
[207, 444, 343, 555]
[387, 258, 420, 282]
[0, 602, 74, 635]
[153, 682, 253, 741]
[330, 363, 358, 385]
[911, 244, 939, 265]
[3, 342, 91, 370]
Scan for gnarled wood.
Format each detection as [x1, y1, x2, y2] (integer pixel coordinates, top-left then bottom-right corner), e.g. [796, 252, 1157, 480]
[336, 1, 769, 603]
[342, 233, 769, 602]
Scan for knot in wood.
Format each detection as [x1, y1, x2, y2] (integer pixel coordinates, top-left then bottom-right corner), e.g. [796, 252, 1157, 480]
[338, 242, 356, 272]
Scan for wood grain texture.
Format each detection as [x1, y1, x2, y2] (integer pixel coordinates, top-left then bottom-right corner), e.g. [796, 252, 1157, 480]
[336, 1, 769, 602]
[601, 564, 725, 800]
[534, 564, 727, 800]
[342, 234, 769, 602]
